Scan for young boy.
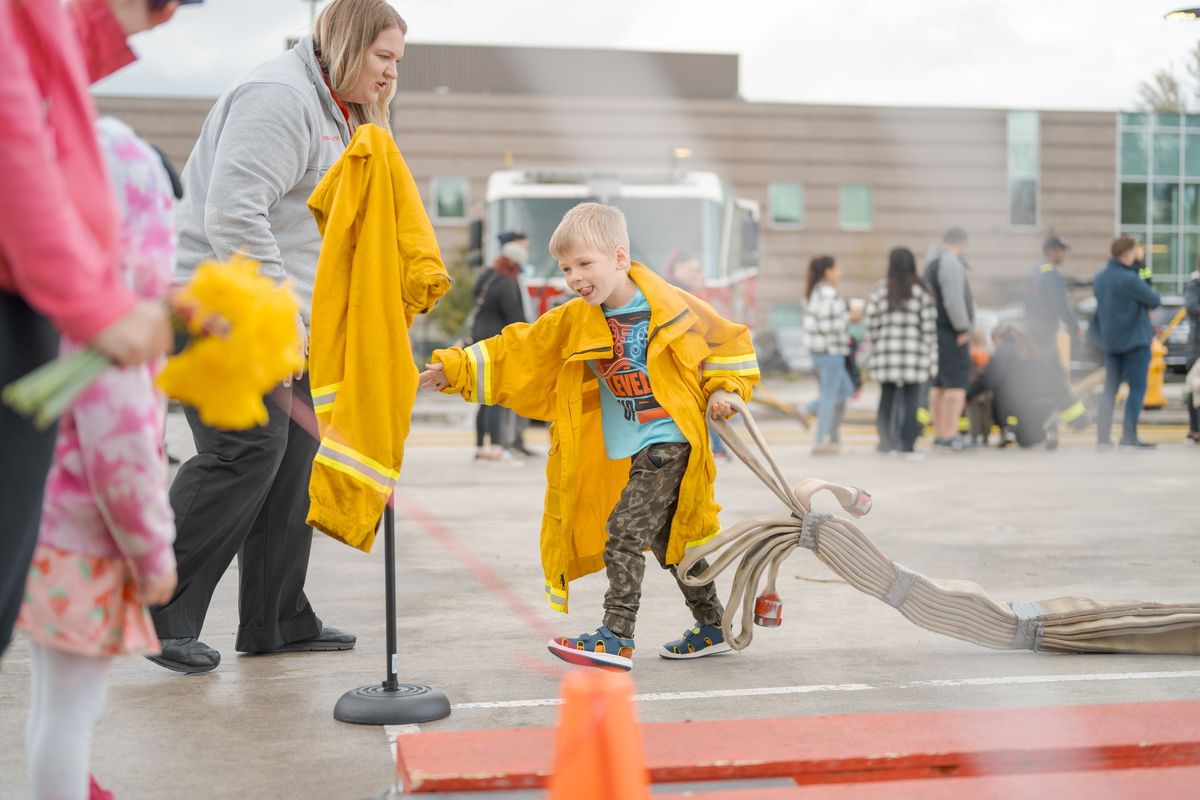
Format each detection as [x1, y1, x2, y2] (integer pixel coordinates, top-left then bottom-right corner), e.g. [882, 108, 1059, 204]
[419, 203, 759, 670]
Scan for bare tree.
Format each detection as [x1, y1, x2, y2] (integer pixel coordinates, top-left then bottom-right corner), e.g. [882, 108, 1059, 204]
[1186, 42, 1200, 107]
[1138, 67, 1185, 113]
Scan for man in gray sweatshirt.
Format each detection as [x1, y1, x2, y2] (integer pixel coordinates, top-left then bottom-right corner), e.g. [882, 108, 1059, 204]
[923, 227, 976, 450]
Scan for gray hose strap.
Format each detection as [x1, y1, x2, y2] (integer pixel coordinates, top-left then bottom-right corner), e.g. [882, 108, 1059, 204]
[1010, 601, 1046, 651]
[884, 563, 920, 608]
[799, 511, 831, 550]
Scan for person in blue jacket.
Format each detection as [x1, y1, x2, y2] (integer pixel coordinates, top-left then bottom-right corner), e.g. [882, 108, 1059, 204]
[1090, 236, 1162, 449]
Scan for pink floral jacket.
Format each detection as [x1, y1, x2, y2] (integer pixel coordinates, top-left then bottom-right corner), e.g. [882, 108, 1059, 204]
[38, 118, 177, 582]
[0, 0, 139, 341]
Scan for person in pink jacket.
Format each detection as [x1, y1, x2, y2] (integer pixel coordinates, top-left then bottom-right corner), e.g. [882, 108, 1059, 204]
[17, 116, 179, 800]
[0, 0, 182, 660]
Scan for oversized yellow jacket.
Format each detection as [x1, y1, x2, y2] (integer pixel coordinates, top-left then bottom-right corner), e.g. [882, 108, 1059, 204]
[307, 124, 451, 551]
[433, 263, 759, 611]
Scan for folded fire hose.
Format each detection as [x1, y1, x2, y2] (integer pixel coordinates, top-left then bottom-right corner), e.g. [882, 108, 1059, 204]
[678, 391, 1200, 655]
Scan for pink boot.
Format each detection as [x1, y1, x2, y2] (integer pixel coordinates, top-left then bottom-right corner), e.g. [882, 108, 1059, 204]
[89, 775, 114, 800]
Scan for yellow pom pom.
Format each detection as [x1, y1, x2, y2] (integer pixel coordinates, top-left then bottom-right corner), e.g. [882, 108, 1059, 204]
[157, 255, 303, 430]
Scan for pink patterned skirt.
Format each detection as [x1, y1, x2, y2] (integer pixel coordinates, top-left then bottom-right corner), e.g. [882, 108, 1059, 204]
[17, 544, 161, 657]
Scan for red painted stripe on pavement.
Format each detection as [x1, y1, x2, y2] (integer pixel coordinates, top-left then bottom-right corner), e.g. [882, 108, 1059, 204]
[392, 490, 558, 644]
[655, 766, 1200, 799]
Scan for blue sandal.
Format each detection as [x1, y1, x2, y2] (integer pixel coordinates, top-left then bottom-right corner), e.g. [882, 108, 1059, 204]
[547, 625, 634, 671]
[659, 622, 733, 660]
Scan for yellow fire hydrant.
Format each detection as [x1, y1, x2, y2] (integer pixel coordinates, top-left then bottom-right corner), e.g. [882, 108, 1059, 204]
[1144, 338, 1168, 409]
[1144, 306, 1186, 410]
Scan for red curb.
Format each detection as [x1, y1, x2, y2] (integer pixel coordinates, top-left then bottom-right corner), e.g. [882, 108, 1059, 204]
[396, 699, 1200, 793]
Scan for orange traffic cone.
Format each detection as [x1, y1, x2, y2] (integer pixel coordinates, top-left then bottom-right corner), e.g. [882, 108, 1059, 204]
[547, 670, 649, 800]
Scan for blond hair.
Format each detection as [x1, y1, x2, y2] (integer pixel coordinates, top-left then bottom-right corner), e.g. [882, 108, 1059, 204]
[549, 203, 631, 262]
[313, 0, 406, 130]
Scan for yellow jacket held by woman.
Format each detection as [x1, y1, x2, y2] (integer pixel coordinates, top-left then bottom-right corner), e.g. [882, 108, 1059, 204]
[433, 263, 759, 612]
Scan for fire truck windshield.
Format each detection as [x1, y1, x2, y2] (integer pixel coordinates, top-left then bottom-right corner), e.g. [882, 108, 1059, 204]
[488, 196, 722, 283]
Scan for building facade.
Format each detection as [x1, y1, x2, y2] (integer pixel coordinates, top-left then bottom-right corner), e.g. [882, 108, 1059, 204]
[96, 42, 1131, 321]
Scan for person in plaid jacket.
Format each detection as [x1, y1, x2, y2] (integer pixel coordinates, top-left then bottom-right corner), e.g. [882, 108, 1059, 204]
[802, 255, 854, 454]
[865, 247, 937, 455]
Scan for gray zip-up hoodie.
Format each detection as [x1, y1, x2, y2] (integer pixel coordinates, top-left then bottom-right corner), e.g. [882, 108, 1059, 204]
[175, 36, 352, 322]
[923, 243, 975, 334]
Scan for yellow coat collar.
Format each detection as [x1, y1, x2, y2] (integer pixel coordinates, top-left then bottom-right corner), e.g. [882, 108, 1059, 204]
[561, 262, 692, 360]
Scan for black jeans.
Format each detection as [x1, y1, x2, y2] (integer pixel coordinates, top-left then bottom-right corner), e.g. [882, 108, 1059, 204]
[1188, 368, 1199, 435]
[475, 405, 505, 448]
[876, 382, 921, 452]
[151, 376, 322, 652]
[0, 292, 59, 656]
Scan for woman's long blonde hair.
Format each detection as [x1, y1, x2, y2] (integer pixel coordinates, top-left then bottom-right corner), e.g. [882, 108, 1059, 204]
[313, 0, 407, 130]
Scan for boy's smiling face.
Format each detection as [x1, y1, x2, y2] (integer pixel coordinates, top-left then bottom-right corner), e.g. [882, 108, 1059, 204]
[559, 244, 636, 308]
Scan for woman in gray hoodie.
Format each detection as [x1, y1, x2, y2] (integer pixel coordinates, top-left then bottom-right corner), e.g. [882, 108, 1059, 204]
[149, 0, 409, 673]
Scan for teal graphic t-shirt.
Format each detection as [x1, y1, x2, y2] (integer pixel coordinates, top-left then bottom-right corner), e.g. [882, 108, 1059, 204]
[590, 289, 687, 459]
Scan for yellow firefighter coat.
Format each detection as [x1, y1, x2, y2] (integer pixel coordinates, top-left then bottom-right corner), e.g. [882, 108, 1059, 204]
[306, 124, 451, 551]
[433, 263, 759, 611]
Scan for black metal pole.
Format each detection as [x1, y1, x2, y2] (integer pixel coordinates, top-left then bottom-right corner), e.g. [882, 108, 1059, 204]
[383, 502, 399, 691]
[332, 498, 451, 725]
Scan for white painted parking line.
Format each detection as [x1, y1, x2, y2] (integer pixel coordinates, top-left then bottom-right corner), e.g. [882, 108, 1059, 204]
[384, 724, 423, 769]
[385, 724, 423, 736]
[449, 669, 1200, 710]
[899, 670, 1200, 689]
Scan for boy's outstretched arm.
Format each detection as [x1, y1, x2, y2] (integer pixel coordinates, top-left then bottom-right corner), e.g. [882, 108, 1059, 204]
[421, 309, 568, 421]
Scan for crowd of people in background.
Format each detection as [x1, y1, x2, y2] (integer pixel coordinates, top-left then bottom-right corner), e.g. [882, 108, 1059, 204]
[787, 227, 1197, 457]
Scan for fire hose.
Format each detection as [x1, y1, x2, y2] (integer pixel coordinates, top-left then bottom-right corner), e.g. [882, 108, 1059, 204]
[678, 391, 1200, 655]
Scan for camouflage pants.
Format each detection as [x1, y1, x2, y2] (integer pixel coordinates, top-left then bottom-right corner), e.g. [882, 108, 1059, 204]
[602, 441, 724, 639]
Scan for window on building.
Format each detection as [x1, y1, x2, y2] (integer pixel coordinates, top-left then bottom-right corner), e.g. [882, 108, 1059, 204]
[839, 185, 873, 230]
[1008, 110, 1039, 228]
[430, 176, 470, 222]
[1117, 112, 1200, 293]
[767, 182, 804, 228]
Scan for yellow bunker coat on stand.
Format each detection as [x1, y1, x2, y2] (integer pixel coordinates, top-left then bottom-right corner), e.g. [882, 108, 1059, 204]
[433, 263, 759, 611]
[307, 123, 451, 551]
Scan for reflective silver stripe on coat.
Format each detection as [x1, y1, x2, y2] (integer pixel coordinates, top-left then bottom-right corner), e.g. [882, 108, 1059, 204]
[312, 386, 338, 406]
[701, 357, 759, 373]
[468, 342, 490, 405]
[316, 442, 396, 489]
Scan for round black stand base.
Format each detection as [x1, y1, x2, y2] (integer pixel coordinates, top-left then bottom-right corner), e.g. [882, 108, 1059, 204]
[334, 682, 451, 725]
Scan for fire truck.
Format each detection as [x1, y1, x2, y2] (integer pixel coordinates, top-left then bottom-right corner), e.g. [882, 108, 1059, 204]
[480, 168, 761, 325]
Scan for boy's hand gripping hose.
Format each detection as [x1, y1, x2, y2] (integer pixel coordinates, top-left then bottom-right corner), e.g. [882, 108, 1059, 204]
[679, 391, 1200, 656]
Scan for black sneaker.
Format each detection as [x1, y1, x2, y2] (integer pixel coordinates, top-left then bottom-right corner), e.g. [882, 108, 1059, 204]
[1119, 440, 1157, 449]
[147, 637, 221, 674]
[1043, 420, 1059, 451]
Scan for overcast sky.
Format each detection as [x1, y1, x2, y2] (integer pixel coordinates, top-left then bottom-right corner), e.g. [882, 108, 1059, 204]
[94, 0, 1200, 111]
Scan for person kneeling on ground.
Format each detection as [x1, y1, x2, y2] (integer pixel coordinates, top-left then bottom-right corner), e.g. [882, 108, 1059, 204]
[968, 323, 1067, 449]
